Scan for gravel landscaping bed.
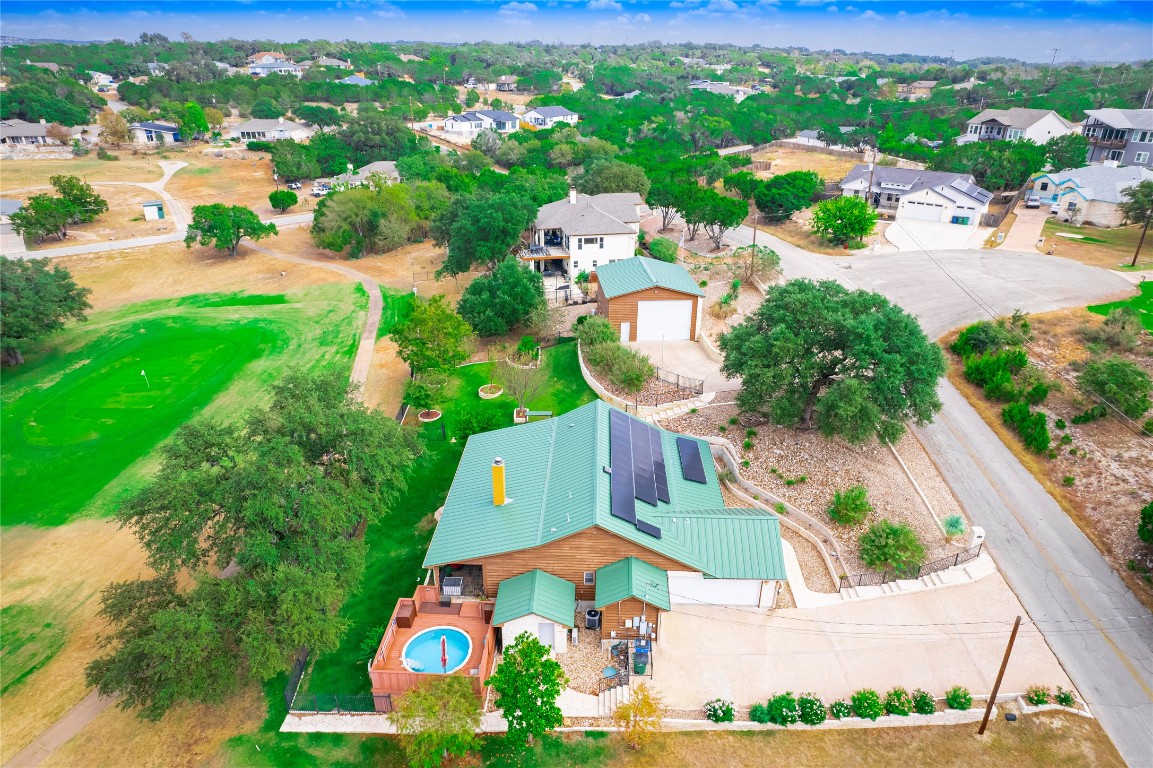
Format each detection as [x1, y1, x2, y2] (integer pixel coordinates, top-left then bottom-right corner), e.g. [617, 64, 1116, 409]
[666, 405, 952, 576]
[589, 361, 700, 408]
[558, 611, 613, 696]
[781, 527, 837, 593]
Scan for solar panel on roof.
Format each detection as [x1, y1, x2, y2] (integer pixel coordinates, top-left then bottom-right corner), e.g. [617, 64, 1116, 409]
[610, 410, 637, 523]
[636, 520, 663, 539]
[677, 437, 707, 484]
[631, 419, 658, 506]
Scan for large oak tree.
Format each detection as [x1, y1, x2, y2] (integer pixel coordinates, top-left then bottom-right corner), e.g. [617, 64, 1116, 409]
[0, 256, 91, 365]
[719, 279, 946, 444]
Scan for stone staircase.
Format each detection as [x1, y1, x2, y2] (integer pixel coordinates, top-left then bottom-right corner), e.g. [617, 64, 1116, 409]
[596, 682, 632, 717]
[644, 398, 710, 424]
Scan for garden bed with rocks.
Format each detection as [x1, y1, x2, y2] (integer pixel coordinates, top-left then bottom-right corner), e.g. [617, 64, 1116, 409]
[557, 611, 613, 696]
[666, 405, 962, 577]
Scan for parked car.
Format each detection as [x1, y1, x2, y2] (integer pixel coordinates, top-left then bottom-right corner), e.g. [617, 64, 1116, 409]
[97, 87, 108, 93]
[286, 181, 302, 190]
[1050, 202, 1060, 215]
[1025, 196, 1041, 209]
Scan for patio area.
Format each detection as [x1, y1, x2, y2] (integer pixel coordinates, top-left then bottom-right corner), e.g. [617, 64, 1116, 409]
[627, 340, 741, 393]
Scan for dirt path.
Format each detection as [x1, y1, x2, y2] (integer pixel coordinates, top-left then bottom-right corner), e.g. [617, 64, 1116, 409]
[3, 692, 116, 768]
[240, 240, 382, 388]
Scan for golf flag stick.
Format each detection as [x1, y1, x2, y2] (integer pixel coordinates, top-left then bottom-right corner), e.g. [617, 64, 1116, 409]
[141, 370, 150, 388]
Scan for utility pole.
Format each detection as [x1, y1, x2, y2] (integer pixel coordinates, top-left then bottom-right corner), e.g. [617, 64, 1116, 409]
[865, 146, 877, 209]
[978, 615, 1021, 735]
[1131, 209, 1150, 268]
[1046, 48, 1059, 86]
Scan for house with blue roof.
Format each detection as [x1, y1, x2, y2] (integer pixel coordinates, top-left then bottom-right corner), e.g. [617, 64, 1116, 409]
[422, 400, 788, 650]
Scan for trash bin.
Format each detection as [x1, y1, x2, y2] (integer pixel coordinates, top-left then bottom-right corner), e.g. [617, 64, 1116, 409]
[633, 647, 650, 675]
[633, 660, 648, 675]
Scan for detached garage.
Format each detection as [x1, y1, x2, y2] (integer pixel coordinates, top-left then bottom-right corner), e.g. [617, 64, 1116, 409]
[594, 256, 704, 343]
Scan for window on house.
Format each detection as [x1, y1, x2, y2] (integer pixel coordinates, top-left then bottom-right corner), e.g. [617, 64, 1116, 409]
[1007, 129, 1024, 140]
[1136, 152, 1151, 164]
[592, 260, 598, 267]
[1084, 127, 1098, 138]
[1107, 150, 1124, 161]
[1135, 131, 1152, 144]
[1039, 182, 1049, 191]
[583, 572, 595, 585]
[968, 125, 978, 135]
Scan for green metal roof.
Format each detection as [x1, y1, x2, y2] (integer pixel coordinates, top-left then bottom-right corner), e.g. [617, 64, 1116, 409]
[595, 557, 671, 611]
[423, 400, 786, 581]
[492, 570, 576, 627]
[595, 256, 704, 299]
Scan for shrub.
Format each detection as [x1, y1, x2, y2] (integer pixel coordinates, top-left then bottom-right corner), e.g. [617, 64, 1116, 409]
[1024, 382, 1050, 405]
[584, 343, 654, 393]
[945, 686, 972, 711]
[96, 147, 119, 161]
[1055, 418, 1067, 430]
[827, 485, 872, 526]
[912, 689, 936, 715]
[1140, 501, 1153, 545]
[943, 514, 967, 538]
[1026, 686, 1051, 706]
[649, 237, 679, 263]
[1001, 402, 1051, 454]
[703, 698, 734, 723]
[1054, 687, 1076, 708]
[797, 693, 827, 725]
[884, 687, 914, 716]
[850, 689, 884, 720]
[575, 315, 617, 347]
[246, 140, 275, 152]
[746, 428, 757, 438]
[1081, 307, 1142, 350]
[516, 335, 537, 358]
[951, 321, 1013, 357]
[743, 439, 753, 450]
[829, 699, 852, 719]
[767, 691, 800, 726]
[1063, 476, 1075, 487]
[1072, 404, 1107, 424]
[454, 403, 506, 440]
[859, 520, 926, 574]
[963, 348, 1028, 388]
[748, 702, 771, 724]
[1079, 356, 1152, 419]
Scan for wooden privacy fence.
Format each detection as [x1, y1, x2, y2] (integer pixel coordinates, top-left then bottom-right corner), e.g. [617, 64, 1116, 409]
[839, 543, 983, 591]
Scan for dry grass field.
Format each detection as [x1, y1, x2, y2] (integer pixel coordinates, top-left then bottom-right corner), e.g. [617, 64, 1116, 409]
[0, 154, 166, 188]
[164, 151, 280, 215]
[16, 186, 178, 251]
[1041, 220, 1150, 270]
[751, 145, 862, 183]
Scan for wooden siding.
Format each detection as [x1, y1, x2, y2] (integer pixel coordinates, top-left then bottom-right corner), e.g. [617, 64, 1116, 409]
[455, 527, 695, 601]
[604, 287, 699, 342]
[599, 596, 663, 641]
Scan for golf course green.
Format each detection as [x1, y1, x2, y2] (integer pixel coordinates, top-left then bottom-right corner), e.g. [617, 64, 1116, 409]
[2, 285, 366, 527]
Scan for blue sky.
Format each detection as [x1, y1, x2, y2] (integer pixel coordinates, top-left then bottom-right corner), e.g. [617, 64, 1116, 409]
[2, 1, 1149, 62]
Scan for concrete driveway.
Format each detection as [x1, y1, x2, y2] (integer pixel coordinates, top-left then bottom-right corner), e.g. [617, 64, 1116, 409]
[628, 340, 740, 393]
[884, 219, 990, 251]
[1000, 203, 1051, 252]
[650, 570, 1071, 709]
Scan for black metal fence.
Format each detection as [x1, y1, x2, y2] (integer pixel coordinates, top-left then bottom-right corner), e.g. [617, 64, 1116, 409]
[284, 649, 309, 710]
[839, 543, 983, 591]
[654, 366, 704, 396]
[291, 692, 392, 714]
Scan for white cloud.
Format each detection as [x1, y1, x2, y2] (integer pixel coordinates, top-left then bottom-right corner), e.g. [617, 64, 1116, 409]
[796, 0, 836, 5]
[860, 9, 881, 20]
[706, 0, 739, 10]
[372, 2, 404, 18]
[587, 0, 623, 10]
[616, 12, 653, 24]
[499, 1, 539, 14]
[827, 5, 839, 11]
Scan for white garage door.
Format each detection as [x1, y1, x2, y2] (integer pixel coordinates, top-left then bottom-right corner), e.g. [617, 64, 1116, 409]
[668, 572, 763, 606]
[636, 299, 693, 341]
[901, 200, 945, 222]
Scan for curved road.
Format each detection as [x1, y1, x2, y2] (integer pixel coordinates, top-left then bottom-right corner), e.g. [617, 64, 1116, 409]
[729, 224, 1153, 768]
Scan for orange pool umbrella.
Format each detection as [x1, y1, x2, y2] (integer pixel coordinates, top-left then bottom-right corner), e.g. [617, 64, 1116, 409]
[441, 633, 448, 672]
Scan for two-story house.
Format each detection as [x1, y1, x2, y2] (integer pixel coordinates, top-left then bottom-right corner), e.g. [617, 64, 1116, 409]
[522, 106, 580, 130]
[960, 108, 1077, 144]
[522, 189, 644, 277]
[442, 110, 519, 137]
[247, 51, 303, 78]
[1082, 109, 1153, 168]
[897, 80, 937, 100]
[839, 165, 992, 226]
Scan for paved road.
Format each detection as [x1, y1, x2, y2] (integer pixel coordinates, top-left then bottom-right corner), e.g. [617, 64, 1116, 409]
[728, 223, 1152, 766]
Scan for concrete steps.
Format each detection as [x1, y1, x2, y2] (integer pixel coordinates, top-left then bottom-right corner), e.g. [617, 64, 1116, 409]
[596, 682, 631, 717]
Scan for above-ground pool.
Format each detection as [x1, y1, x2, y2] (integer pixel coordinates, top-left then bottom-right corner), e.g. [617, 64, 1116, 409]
[401, 626, 473, 674]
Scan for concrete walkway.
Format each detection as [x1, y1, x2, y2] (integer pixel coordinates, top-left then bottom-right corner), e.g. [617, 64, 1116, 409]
[999, 203, 1050, 253]
[3, 691, 116, 768]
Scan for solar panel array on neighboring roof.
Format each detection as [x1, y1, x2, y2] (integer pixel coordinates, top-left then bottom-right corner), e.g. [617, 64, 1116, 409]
[950, 177, 993, 205]
[677, 437, 707, 484]
[609, 409, 664, 539]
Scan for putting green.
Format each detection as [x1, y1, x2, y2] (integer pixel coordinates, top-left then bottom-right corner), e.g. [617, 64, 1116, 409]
[2, 285, 365, 527]
[1087, 282, 1153, 331]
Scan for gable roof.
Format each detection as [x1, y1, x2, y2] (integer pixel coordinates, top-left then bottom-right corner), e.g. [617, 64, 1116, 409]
[527, 106, 577, 118]
[493, 570, 576, 627]
[423, 400, 787, 581]
[840, 164, 992, 204]
[232, 118, 308, 133]
[967, 108, 1072, 131]
[536, 192, 642, 236]
[337, 75, 375, 86]
[131, 121, 180, 133]
[0, 120, 47, 138]
[1035, 164, 1153, 205]
[473, 109, 518, 122]
[595, 256, 704, 299]
[249, 51, 287, 61]
[1084, 108, 1153, 131]
[595, 557, 671, 611]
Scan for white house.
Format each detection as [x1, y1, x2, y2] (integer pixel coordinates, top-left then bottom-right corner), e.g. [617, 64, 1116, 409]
[442, 110, 519, 136]
[129, 121, 181, 144]
[246, 52, 303, 78]
[316, 160, 400, 189]
[840, 165, 992, 226]
[0, 119, 52, 145]
[89, 71, 114, 86]
[228, 117, 314, 142]
[522, 106, 579, 130]
[523, 188, 645, 277]
[960, 108, 1077, 145]
[336, 74, 376, 86]
[1030, 164, 1153, 227]
[689, 80, 753, 102]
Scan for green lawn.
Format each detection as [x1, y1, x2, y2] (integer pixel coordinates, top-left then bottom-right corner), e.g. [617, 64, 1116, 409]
[1088, 281, 1153, 330]
[0, 602, 71, 695]
[0, 285, 366, 527]
[377, 288, 416, 339]
[299, 340, 597, 698]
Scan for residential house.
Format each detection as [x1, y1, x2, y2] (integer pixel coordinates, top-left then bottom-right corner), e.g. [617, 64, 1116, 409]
[442, 110, 519, 136]
[839, 165, 993, 226]
[336, 74, 376, 86]
[522, 106, 579, 130]
[129, 121, 181, 144]
[247, 51, 288, 66]
[689, 80, 752, 102]
[677, 57, 707, 67]
[897, 80, 937, 100]
[316, 160, 400, 189]
[89, 71, 114, 86]
[385, 400, 787, 673]
[495, 75, 518, 92]
[1, 199, 26, 255]
[310, 57, 353, 69]
[960, 108, 1077, 145]
[227, 117, 314, 142]
[1030, 164, 1153, 227]
[620, 90, 642, 100]
[949, 77, 984, 91]
[1082, 109, 1153, 168]
[0, 119, 52, 145]
[523, 188, 645, 277]
[595, 256, 704, 343]
[246, 52, 302, 77]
